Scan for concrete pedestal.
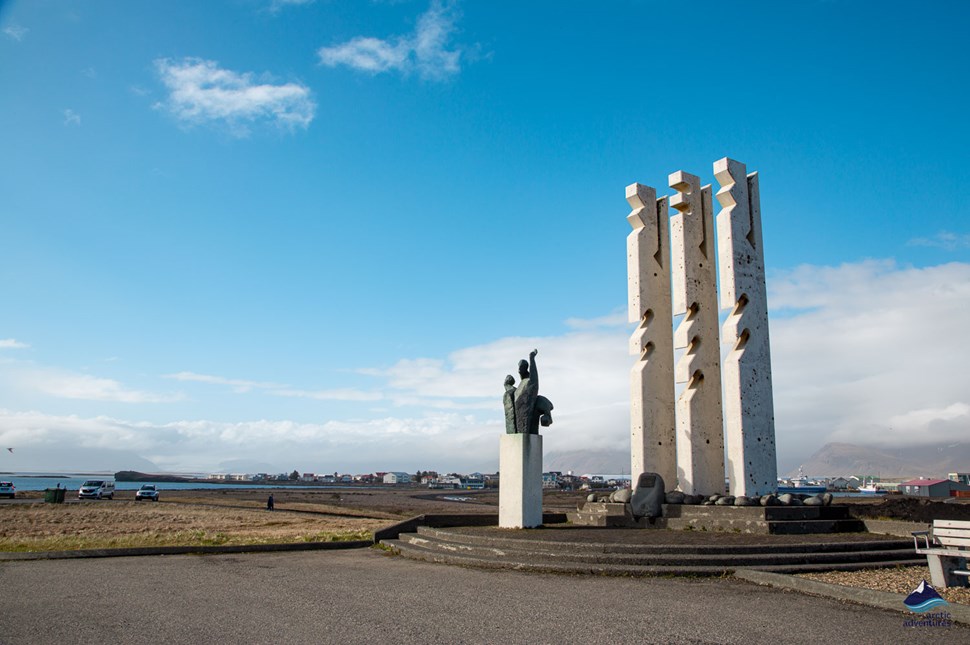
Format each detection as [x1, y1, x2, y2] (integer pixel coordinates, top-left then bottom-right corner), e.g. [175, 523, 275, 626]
[499, 434, 543, 528]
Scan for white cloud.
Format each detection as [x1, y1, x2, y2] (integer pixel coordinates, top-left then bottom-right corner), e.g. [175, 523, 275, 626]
[154, 58, 315, 136]
[271, 388, 384, 402]
[63, 109, 81, 126]
[164, 371, 284, 393]
[908, 231, 970, 251]
[3, 24, 28, 41]
[19, 369, 182, 404]
[0, 408, 496, 474]
[318, 0, 463, 80]
[0, 339, 28, 350]
[768, 260, 970, 456]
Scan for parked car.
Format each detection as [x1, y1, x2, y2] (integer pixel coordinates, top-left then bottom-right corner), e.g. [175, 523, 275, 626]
[78, 480, 115, 499]
[0, 481, 15, 499]
[135, 484, 159, 501]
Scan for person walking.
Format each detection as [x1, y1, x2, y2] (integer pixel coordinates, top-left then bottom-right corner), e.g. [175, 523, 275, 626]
[267, 493, 274, 511]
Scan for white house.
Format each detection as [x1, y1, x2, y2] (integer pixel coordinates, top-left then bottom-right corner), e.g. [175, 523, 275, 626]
[383, 472, 411, 485]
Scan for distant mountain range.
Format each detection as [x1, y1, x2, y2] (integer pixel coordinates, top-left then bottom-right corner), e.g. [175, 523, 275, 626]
[790, 442, 970, 478]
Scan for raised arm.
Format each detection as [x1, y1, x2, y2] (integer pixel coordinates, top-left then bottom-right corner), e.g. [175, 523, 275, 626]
[529, 349, 538, 388]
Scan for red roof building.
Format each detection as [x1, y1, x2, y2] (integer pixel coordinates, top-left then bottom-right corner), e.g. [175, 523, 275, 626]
[899, 478, 970, 497]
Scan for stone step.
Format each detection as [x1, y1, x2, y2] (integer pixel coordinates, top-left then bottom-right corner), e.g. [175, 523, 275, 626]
[750, 559, 929, 575]
[383, 538, 926, 577]
[413, 526, 910, 555]
[382, 539, 735, 577]
[765, 519, 868, 535]
[397, 533, 917, 568]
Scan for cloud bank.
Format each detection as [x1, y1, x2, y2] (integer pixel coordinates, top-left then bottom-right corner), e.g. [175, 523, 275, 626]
[1, 259, 967, 475]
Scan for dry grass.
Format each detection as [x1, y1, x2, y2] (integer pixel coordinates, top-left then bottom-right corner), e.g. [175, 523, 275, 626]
[798, 566, 970, 606]
[0, 501, 386, 552]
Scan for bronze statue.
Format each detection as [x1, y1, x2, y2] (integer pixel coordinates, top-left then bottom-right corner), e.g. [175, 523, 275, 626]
[503, 349, 553, 434]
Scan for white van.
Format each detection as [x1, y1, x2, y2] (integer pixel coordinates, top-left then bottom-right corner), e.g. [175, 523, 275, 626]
[78, 479, 115, 500]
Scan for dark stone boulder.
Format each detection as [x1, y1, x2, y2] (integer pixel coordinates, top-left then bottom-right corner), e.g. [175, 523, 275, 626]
[630, 472, 665, 519]
[665, 491, 686, 505]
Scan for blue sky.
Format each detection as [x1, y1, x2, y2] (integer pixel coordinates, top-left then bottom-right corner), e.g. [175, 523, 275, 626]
[1, 0, 968, 475]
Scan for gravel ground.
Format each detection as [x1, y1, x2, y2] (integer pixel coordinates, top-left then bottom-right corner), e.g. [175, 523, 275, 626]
[799, 566, 970, 605]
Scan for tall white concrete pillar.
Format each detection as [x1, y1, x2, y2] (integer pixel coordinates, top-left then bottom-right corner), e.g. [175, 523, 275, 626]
[499, 434, 543, 528]
[669, 171, 725, 496]
[714, 158, 778, 497]
[626, 183, 676, 490]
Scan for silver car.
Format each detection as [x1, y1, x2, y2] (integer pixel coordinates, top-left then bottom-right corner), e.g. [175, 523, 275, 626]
[135, 484, 159, 501]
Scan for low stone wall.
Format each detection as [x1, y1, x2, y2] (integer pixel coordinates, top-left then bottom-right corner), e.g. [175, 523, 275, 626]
[862, 519, 930, 538]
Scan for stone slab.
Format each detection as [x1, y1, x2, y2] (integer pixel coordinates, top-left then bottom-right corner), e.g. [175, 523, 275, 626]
[499, 433, 543, 528]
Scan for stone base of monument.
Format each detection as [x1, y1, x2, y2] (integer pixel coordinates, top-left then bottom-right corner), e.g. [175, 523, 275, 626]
[567, 503, 866, 534]
[498, 434, 543, 528]
[568, 502, 647, 528]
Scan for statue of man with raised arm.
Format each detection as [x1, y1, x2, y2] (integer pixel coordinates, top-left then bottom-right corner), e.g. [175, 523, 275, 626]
[503, 349, 553, 435]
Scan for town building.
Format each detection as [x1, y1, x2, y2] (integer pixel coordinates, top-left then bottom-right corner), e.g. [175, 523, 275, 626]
[899, 478, 970, 497]
[383, 472, 412, 485]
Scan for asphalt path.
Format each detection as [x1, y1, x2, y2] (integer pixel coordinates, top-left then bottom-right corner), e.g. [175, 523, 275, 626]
[0, 549, 965, 644]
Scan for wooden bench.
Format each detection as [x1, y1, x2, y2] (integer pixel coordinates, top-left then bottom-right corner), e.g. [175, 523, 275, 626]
[913, 519, 970, 589]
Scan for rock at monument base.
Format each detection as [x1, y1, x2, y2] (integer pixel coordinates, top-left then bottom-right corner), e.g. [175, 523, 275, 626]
[611, 488, 633, 504]
[821, 493, 833, 506]
[803, 495, 823, 506]
[631, 472, 665, 519]
[760, 494, 777, 507]
[715, 496, 735, 506]
[708, 494, 721, 503]
[734, 495, 759, 507]
[665, 491, 686, 505]
[586, 493, 597, 503]
[777, 493, 794, 505]
[683, 494, 705, 505]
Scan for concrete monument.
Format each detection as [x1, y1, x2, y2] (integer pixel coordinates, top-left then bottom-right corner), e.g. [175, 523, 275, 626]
[626, 183, 676, 490]
[624, 158, 777, 504]
[669, 171, 725, 497]
[714, 158, 777, 496]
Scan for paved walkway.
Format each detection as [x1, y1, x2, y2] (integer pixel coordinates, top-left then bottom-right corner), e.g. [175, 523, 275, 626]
[1, 549, 965, 644]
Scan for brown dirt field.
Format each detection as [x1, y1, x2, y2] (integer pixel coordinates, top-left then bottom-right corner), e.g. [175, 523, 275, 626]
[0, 487, 500, 552]
[840, 496, 970, 523]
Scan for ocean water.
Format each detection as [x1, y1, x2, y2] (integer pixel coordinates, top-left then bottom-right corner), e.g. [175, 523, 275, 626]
[0, 474, 375, 492]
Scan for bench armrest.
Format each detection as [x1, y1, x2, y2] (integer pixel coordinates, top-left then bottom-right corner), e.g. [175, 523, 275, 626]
[912, 530, 932, 550]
